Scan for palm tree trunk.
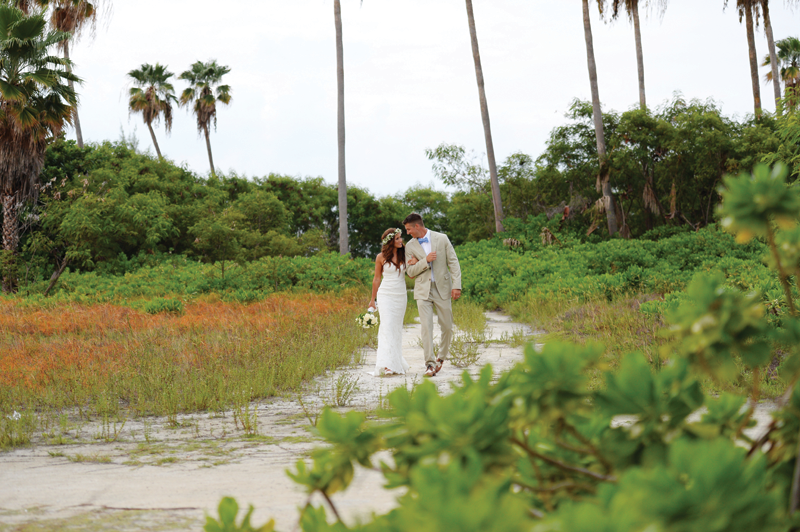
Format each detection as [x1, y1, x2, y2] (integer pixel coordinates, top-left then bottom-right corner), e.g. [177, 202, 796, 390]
[1, 193, 18, 253]
[202, 123, 216, 177]
[465, 0, 504, 233]
[63, 41, 84, 148]
[762, 0, 782, 110]
[582, 0, 618, 235]
[632, 1, 647, 110]
[1, 193, 19, 293]
[744, 4, 762, 116]
[146, 122, 163, 160]
[334, 0, 349, 255]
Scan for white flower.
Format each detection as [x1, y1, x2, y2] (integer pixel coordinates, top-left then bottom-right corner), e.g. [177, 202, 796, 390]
[9, 411, 21, 421]
[356, 311, 379, 329]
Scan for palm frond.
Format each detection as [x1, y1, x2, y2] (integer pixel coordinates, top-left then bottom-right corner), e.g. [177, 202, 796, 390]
[0, 78, 26, 100]
[7, 10, 46, 40]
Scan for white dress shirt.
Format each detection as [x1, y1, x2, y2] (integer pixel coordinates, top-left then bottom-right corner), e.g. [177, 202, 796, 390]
[419, 230, 434, 283]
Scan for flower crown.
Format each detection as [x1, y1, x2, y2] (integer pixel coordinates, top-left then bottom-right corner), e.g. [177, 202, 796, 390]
[381, 228, 401, 246]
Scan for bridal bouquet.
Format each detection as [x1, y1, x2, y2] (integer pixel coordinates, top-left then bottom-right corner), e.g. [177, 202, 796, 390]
[356, 309, 379, 329]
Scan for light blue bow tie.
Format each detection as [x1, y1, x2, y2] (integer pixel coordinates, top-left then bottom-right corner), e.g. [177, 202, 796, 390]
[417, 237, 429, 244]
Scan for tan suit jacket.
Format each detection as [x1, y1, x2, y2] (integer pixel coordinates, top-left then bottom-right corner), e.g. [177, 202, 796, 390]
[405, 230, 461, 300]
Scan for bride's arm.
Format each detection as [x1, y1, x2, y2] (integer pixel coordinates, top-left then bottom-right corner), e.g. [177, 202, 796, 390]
[368, 254, 383, 309]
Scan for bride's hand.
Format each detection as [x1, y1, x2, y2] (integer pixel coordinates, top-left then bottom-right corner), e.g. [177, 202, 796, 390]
[407, 256, 419, 266]
[368, 299, 376, 310]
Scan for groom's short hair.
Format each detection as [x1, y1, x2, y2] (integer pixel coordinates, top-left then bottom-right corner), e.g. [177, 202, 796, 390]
[403, 213, 424, 226]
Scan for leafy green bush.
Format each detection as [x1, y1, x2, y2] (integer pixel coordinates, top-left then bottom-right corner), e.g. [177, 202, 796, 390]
[457, 224, 767, 308]
[143, 297, 184, 315]
[12, 253, 373, 305]
[204, 497, 275, 532]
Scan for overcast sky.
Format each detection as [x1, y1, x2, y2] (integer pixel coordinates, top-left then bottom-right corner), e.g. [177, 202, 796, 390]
[69, 0, 798, 197]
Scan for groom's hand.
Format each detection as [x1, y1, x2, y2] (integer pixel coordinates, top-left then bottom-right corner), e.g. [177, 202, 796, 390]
[426, 251, 437, 262]
[452, 289, 461, 301]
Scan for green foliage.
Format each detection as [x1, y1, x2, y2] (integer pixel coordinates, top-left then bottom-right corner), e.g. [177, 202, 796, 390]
[764, 94, 800, 178]
[457, 224, 766, 308]
[204, 497, 275, 532]
[540, 440, 785, 532]
[143, 297, 184, 315]
[7, 96, 793, 288]
[399, 185, 451, 235]
[718, 163, 799, 242]
[667, 274, 771, 380]
[14, 253, 373, 304]
[0, 409, 36, 449]
[272, 332, 797, 531]
[435, 96, 781, 241]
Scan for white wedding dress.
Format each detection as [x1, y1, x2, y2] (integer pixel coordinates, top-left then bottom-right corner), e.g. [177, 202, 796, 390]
[374, 262, 410, 375]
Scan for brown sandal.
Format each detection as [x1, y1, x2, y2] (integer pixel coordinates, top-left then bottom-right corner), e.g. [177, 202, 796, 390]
[424, 365, 436, 377]
[435, 358, 444, 374]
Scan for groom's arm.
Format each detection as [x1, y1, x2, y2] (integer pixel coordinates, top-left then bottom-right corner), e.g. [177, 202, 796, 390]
[444, 235, 462, 290]
[406, 245, 429, 279]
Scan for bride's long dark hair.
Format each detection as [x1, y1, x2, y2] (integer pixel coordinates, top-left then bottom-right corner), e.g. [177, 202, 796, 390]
[381, 228, 406, 271]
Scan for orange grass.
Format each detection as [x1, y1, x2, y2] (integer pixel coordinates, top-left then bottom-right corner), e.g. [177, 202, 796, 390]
[0, 291, 369, 416]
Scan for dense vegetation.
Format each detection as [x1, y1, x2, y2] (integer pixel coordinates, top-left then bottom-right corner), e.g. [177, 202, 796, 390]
[1, 94, 797, 297]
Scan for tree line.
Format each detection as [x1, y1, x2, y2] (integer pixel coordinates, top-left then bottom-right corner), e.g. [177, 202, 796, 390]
[2, 91, 796, 293]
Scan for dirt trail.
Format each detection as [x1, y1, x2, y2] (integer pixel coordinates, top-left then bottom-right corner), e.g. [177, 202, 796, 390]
[0, 312, 534, 531]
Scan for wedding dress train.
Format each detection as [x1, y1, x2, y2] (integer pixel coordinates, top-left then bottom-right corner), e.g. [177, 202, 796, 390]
[374, 262, 410, 375]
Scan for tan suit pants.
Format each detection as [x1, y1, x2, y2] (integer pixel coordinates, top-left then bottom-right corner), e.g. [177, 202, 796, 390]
[418, 281, 453, 367]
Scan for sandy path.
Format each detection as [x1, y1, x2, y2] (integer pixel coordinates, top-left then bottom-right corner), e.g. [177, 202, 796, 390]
[0, 312, 533, 531]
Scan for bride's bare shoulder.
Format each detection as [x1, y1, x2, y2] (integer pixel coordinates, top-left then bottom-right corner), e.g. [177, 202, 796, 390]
[375, 253, 384, 264]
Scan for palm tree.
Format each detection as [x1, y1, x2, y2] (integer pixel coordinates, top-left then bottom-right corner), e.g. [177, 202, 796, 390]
[760, 1, 781, 109]
[334, 0, 348, 254]
[49, 0, 104, 149]
[0, 5, 79, 289]
[725, 0, 762, 116]
[8, 0, 105, 146]
[127, 63, 176, 160]
[600, 0, 668, 110]
[763, 37, 800, 106]
[582, 0, 619, 235]
[464, 0, 504, 233]
[178, 60, 231, 178]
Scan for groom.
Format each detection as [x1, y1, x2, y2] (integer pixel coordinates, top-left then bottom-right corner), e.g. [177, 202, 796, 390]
[403, 213, 462, 377]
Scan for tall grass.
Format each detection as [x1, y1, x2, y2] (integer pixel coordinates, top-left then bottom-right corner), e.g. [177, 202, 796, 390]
[507, 294, 664, 368]
[448, 300, 489, 367]
[0, 290, 374, 447]
[506, 293, 785, 397]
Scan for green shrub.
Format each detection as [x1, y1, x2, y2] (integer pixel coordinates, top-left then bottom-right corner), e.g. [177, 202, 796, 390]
[143, 297, 184, 315]
[458, 226, 768, 308]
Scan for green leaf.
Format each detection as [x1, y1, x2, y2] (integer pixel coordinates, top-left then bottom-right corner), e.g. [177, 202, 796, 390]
[218, 496, 239, 526]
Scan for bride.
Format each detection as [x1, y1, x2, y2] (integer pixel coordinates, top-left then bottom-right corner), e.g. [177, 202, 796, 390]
[368, 228, 422, 376]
